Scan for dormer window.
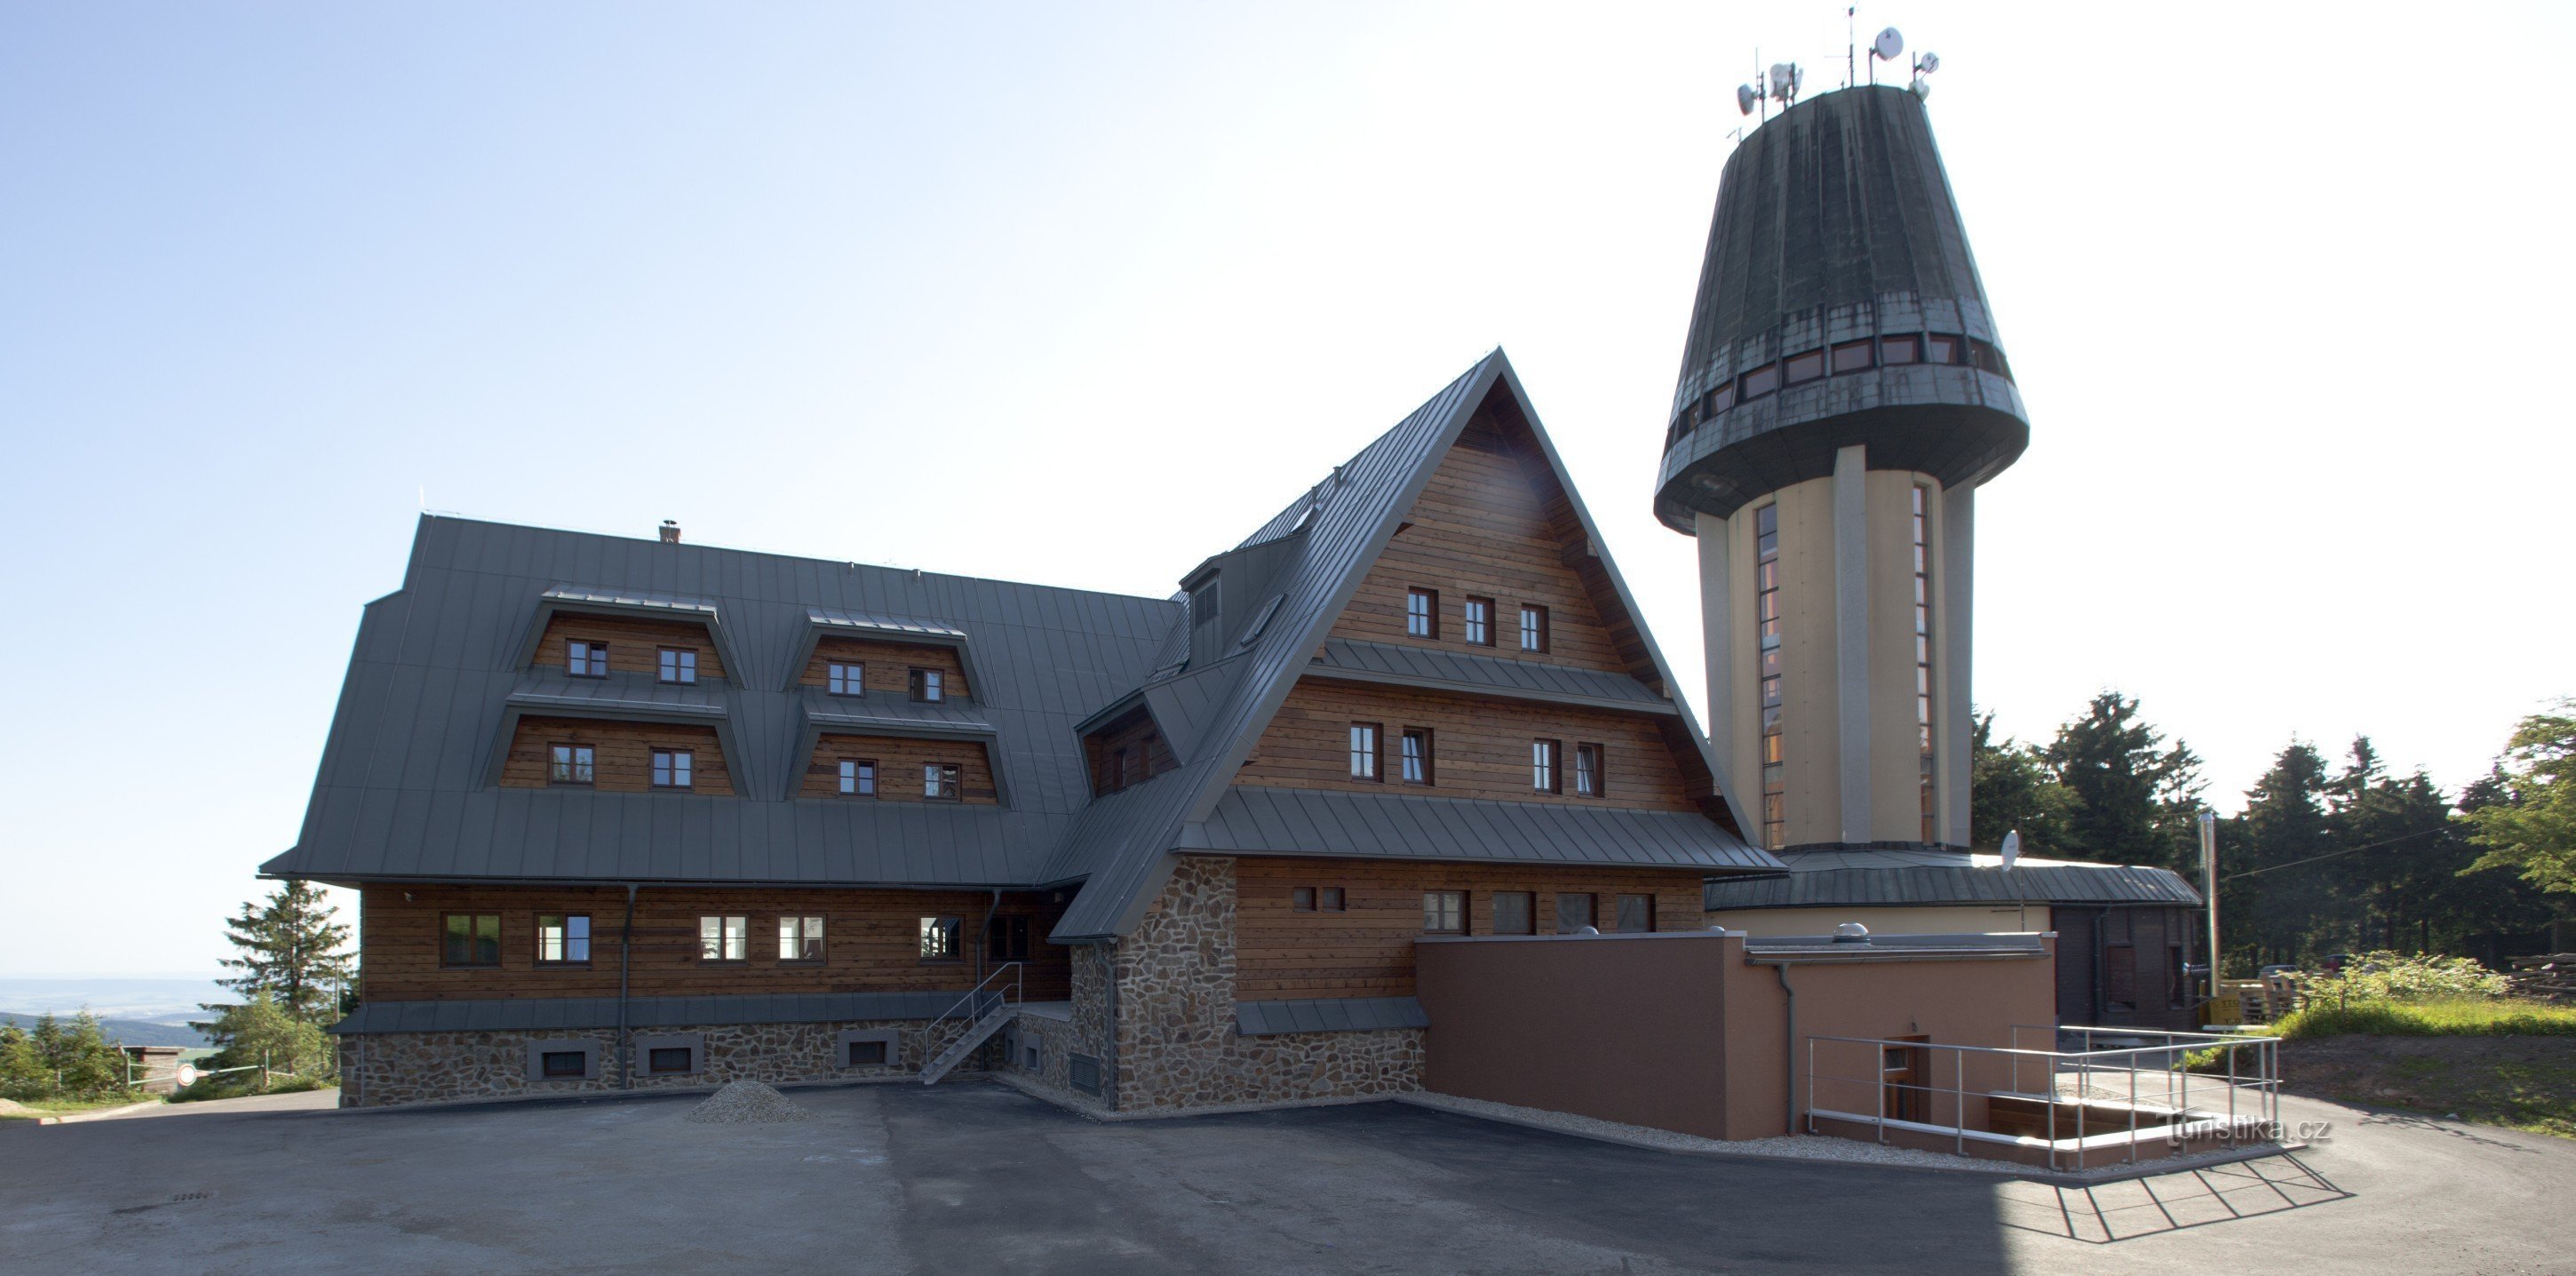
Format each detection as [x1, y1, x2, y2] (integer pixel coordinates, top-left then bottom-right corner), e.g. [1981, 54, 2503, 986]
[658, 648, 697, 685]
[549, 744, 595, 786]
[567, 641, 608, 678]
[924, 763, 961, 801]
[910, 668, 945, 703]
[839, 759, 877, 797]
[828, 663, 864, 696]
[652, 749, 694, 789]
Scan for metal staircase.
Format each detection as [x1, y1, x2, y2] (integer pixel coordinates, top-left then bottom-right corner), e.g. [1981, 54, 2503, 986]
[919, 962, 1021, 1086]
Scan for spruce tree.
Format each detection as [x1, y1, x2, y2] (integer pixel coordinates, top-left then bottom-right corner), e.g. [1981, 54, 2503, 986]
[203, 881, 355, 1029]
[2040, 691, 2206, 873]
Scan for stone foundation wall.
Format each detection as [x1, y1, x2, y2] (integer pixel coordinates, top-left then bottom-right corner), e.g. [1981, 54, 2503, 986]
[336, 1017, 978, 1109]
[998, 1014, 1075, 1093]
[1109, 856, 1425, 1112]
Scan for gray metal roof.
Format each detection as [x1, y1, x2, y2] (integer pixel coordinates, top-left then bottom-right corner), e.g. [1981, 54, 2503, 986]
[1740, 932, 2049, 960]
[1184, 786, 1779, 873]
[264, 515, 1173, 889]
[1311, 637, 1677, 714]
[329, 991, 965, 1035]
[1703, 848, 2203, 911]
[1235, 996, 1427, 1036]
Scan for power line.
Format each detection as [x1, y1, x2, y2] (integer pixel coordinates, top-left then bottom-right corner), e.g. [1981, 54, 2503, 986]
[2219, 825, 2448, 882]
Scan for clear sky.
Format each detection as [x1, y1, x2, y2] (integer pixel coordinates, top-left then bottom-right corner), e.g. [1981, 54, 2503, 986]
[4, 3, 2568, 977]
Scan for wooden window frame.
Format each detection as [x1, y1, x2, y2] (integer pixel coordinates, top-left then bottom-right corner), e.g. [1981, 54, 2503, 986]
[918, 915, 965, 963]
[839, 758, 878, 798]
[909, 667, 946, 703]
[1349, 722, 1382, 782]
[441, 913, 502, 969]
[1422, 889, 1467, 935]
[776, 914, 826, 963]
[1400, 728, 1434, 786]
[987, 915, 1032, 962]
[1463, 596, 1494, 647]
[827, 661, 865, 697]
[1318, 886, 1346, 913]
[650, 747, 695, 790]
[697, 914, 748, 963]
[644, 1045, 696, 1076]
[1518, 604, 1549, 653]
[656, 647, 698, 685]
[566, 640, 608, 679]
[548, 742, 596, 786]
[534, 913, 592, 966]
[1554, 892, 1597, 934]
[1405, 587, 1439, 639]
[1531, 738, 1561, 794]
[1491, 890, 1536, 936]
[923, 762, 962, 801]
[1573, 743, 1604, 798]
[1292, 886, 1316, 913]
[1783, 348, 1826, 385]
[1613, 893, 1656, 934]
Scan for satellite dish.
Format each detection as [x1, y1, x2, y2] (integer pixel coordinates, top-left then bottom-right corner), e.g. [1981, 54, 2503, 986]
[1918, 51, 1940, 74]
[1872, 27, 1904, 61]
[1912, 78, 1933, 101]
[1737, 84, 1758, 116]
[1769, 63, 1796, 96]
[2000, 830, 2021, 870]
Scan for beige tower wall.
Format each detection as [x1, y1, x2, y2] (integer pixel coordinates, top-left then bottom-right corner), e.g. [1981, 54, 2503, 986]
[1700, 455, 1969, 849]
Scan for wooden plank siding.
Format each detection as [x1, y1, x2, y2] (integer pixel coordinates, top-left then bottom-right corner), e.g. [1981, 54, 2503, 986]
[534, 613, 727, 681]
[1229, 857, 1705, 999]
[1085, 706, 1179, 797]
[1235, 680, 1697, 810]
[801, 734, 1000, 804]
[799, 637, 971, 700]
[360, 884, 1071, 1002]
[500, 718, 735, 795]
[1325, 410, 1641, 682]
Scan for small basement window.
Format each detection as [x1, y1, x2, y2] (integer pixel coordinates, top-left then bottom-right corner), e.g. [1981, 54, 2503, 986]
[838, 1028, 898, 1069]
[540, 1050, 587, 1079]
[848, 1039, 887, 1066]
[634, 1034, 704, 1078]
[646, 1048, 692, 1075]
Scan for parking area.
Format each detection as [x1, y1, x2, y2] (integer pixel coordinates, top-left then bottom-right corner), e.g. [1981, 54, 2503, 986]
[3, 1081, 2567, 1273]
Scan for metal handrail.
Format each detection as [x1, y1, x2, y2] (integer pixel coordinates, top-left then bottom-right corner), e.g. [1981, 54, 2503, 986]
[930, 961, 1024, 1034]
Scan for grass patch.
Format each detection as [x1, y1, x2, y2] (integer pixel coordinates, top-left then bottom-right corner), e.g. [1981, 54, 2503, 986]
[0, 1094, 159, 1121]
[2272, 998, 2576, 1040]
[168, 1073, 331, 1104]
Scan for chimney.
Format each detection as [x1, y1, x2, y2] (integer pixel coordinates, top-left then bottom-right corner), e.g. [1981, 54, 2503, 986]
[658, 520, 681, 545]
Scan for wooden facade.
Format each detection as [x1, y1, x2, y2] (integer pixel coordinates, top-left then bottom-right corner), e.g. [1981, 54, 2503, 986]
[799, 636, 972, 700]
[1085, 706, 1179, 796]
[1230, 856, 1706, 999]
[534, 613, 727, 682]
[801, 733, 1000, 804]
[500, 717, 735, 796]
[361, 883, 1072, 1002]
[1236, 681, 1694, 811]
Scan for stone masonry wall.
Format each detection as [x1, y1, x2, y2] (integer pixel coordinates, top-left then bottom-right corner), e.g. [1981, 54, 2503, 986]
[1111, 856, 1424, 1112]
[337, 1016, 977, 1109]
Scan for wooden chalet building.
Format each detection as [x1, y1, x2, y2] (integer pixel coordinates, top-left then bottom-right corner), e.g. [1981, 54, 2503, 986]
[271, 351, 1784, 1110]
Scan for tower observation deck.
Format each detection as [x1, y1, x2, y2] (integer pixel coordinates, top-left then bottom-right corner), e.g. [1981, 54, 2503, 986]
[1658, 84, 2025, 854]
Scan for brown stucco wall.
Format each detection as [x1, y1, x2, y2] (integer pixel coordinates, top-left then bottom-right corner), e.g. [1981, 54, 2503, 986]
[1416, 930, 2056, 1141]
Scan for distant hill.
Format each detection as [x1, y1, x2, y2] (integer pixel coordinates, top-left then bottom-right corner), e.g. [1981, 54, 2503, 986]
[1, 1012, 211, 1049]
[0, 977, 231, 1020]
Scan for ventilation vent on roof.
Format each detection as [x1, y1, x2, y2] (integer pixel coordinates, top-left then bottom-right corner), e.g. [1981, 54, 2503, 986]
[1236, 595, 1284, 649]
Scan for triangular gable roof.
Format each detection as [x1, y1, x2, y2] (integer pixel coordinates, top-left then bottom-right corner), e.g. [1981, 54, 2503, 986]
[1048, 349, 1770, 941]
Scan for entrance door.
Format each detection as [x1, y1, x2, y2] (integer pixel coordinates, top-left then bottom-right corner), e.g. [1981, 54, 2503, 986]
[1881, 1036, 1931, 1123]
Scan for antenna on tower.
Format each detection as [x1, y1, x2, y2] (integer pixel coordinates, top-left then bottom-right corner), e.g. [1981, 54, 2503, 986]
[1870, 27, 1904, 87]
[1911, 48, 1939, 100]
[1848, 8, 1857, 90]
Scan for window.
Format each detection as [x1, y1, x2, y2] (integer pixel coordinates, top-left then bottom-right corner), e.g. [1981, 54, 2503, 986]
[1880, 334, 1920, 365]
[847, 1038, 888, 1066]
[1829, 339, 1875, 375]
[536, 913, 591, 964]
[1519, 605, 1548, 652]
[1554, 893, 1597, 934]
[1069, 1052, 1101, 1094]
[1294, 886, 1345, 913]
[1293, 886, 1316, 912]
[566, 640, 608, 678]
[441, 913, 500, 967]
[657, 648, 697, 684]
[827, 662, 864, 696]
[910, 667, 945, 703]
[698, 915, 747, 961]
[1405, 588, 1438, 639]
[646, 1047, 693, 1075]
[1491, 891, 1535, 936]
[1739, 363, 1780, 399]
[2104, 910, 2136, 1011]
[778, 915, 825, 962]
[1400, 729, 1433, 785]
[1188, 576, 1221, 637]
[1912, 485, 1936, 842]
[1783, 348, 1825, 385]
[1349, 722, 1381, 781]
[1531, 739, 1560, 794]
[839, 758, 877, 797]
[651, 748, 694, 789]
[1614, 894, 1655, 933]
[919, 915, 963, 961]
[1755, 503, 1785, 850]
[988, 915, 1031, 962]
[923, 763, 961, 801]
[1573, 744, 1602, 797]
[548, 743, 595, 786]
[1463, 596, 1494, 646]
[539, 1050, 587, 1079]
[1422, 890, 1466, 935]
[1320, 887, 1345, 912]
[1926, 333, 1960, 365]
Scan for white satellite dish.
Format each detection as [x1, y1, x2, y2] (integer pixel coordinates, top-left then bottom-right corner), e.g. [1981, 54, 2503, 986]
[1737, 84, 1758, 116]
[1769, 63, 1796, 96]
[1912, 78, 1933, 101]
[1917, 51, 1940, 74]
[2000, 830, 2021, 870]
[1872, 27, 1904, 61]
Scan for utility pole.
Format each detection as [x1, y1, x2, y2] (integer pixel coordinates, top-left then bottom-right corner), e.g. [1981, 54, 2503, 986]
[2199, 811, 2222, 985]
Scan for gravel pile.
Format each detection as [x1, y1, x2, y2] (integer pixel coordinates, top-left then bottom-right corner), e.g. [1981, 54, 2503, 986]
[684, 1081, 815, 1125]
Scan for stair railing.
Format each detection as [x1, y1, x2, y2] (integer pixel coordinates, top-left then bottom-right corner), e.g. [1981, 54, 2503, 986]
[921, 961, 1022, 1075]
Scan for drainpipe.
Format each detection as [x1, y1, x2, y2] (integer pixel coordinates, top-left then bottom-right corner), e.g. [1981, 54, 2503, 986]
[1773, 963, 1799, 1135]
[616, 884, 638, 1090]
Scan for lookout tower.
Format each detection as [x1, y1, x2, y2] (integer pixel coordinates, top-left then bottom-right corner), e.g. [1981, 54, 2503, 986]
[1654, 84, 2026, 853]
